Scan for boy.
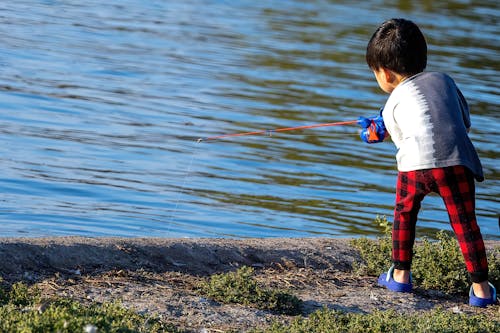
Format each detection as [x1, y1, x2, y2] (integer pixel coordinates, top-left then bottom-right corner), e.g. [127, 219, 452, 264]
[359, 18, 496, 307]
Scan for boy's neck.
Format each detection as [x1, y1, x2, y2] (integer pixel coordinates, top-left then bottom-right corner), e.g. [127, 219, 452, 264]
[374, 68, 421, 94]
[394, 72, 411, 84]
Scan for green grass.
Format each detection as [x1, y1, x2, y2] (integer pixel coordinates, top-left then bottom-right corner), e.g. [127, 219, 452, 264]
[199, 266, 303, 315]
[251, 307, 499, 333]
[350, 215, 393, 276]
[0, 282, 182, 333]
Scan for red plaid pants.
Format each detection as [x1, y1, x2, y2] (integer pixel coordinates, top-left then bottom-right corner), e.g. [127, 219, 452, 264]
[392, 165, 488, 283]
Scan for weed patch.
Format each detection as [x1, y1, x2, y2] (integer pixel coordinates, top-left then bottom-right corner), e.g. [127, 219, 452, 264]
[199, 266, 303, 315]
[350, 215, 392, 276]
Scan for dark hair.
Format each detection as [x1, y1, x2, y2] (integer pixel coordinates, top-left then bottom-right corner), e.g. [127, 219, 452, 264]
[366, 18, 427, 75]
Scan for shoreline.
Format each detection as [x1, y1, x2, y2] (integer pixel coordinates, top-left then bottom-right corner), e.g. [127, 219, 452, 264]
[1, 236, 498, 277]
[0, 237, 360, 279]
[1, 237, 498, 331]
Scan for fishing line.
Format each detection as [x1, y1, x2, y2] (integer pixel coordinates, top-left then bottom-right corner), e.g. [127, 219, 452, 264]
[164, 139, 202, 234]
[165, 118, 359, 235]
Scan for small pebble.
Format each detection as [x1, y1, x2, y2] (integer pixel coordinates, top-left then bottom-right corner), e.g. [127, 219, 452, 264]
[84, 324, 98, 333]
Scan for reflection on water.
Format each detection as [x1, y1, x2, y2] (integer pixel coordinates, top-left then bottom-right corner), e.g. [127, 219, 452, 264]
[0, 1, 498, 239]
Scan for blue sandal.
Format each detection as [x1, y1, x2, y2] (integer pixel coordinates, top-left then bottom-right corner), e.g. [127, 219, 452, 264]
[378, 264, 413, 293]
[469, 282, 497, 307]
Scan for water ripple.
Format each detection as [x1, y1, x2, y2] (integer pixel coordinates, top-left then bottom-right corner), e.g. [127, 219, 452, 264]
[0, 0, 498, 239]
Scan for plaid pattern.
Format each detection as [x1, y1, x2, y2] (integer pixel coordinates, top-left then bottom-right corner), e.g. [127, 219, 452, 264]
[392, 165, 488, 283]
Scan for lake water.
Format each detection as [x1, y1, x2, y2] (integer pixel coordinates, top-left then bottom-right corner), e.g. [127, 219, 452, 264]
[0, 1, 498, 239]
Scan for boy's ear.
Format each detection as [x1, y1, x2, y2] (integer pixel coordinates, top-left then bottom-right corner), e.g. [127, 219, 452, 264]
[381, 67, 395, 84]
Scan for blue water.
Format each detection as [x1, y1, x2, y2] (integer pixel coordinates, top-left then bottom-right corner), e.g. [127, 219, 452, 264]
[0, 1, 498, 239]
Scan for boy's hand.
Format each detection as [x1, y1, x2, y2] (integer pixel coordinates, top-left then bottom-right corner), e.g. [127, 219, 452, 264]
[358, 115, 387, 143]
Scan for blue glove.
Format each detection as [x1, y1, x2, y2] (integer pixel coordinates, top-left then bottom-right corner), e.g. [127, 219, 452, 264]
[358, 112, 386, 144]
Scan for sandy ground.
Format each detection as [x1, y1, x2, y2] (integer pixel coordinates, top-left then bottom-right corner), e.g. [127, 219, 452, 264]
[0, 237, 498, 332]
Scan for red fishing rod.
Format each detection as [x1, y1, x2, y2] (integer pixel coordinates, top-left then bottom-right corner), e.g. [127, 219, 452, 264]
[198, 119, 358, 142]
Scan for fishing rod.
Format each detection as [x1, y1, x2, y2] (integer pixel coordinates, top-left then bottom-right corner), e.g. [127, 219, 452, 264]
[197, 119, 359, 142]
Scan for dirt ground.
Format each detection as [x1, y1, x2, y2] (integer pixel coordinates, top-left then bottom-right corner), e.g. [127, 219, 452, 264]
[0, 237, 498, 332]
